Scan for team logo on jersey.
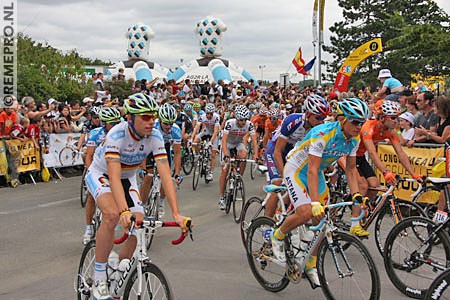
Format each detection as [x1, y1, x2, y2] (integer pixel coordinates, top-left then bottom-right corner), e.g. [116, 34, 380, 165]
[331, 143, 336, 148]
[98, 176, 109, 187]
[139, 145, 144, 151]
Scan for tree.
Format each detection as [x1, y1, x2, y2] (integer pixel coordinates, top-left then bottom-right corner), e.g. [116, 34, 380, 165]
[324, 0, 450, 90]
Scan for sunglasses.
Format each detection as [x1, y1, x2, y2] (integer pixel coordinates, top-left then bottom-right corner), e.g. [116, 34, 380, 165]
[138, 112, 158, 121]
[385, 115, 399, 121]
[348, 118, 365, 126]
[162, 122, 174, 126]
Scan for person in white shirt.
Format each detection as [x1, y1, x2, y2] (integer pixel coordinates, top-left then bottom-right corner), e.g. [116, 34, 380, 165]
[399, 112, 415, 146]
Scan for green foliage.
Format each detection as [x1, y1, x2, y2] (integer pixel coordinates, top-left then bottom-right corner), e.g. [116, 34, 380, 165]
[325, 0, 450, 90]
[17, 33, 108, 104]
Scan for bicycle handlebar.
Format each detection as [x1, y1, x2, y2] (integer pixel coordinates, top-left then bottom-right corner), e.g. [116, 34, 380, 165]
[310, 201, 365, 231]
[114, 217, 193, 245]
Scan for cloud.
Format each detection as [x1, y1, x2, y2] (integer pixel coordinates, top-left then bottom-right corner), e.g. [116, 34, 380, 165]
[17, 0, 450, 82]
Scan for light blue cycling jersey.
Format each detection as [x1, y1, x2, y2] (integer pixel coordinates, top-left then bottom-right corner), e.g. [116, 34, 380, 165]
[154, 120, 182, 145]
[86, 126, 107, 148]
[286, 121, 360, 174]
[383, 77, 403, 90]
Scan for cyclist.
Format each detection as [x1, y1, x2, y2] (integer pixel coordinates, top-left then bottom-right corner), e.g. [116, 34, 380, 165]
[262, 109, 282, 147]
[264, 94, 331, 218]
[84, 93, 190, 300]
[174, 103, 194, 144]
[250, 107, 268, 142]
[356, 99, 423, 214]
[219, 105, 260, 209]
[82, 107, 122, 245]
[193, 102, 205, 118]
[191, 103, 221, 182]
[270, 98, 370, 287]
[78, 107, 102, 162]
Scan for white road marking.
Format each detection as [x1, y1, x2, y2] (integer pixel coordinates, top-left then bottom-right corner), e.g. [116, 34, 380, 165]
[0, 197, 78, 215]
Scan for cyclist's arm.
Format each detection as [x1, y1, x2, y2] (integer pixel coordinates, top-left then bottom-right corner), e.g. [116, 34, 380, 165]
[363, 138, 388, 173]
[345, 155, 360, 194]
[262, 127, 270, 147]
[106, 156, 128, 212]
[155, 157, 181, 217]
[191, 121, 201, 140]
[307, 154, 321, 203]
[392, 140, 416, 176]
[250, 132, 259, 159]
[173, 143, 181, 176]
[274, 138, 288, 177]
[85, 146, 95, 169]
[210, 124, 219, 142]
[221, 132, 229, 157]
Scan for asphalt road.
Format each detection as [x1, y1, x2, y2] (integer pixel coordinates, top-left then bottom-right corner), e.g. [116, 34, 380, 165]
[0, 167, 412, 300]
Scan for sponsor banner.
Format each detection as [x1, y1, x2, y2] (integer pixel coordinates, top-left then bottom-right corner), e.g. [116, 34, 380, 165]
[5, 139, 40, 173]
[333, 38, 383, 92]
[42, 133, 83, 168]
[376, 144, 443, 200]
[0, 140, 8, 175]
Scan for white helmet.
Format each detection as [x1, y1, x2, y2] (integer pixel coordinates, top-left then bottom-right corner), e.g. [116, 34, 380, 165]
[235, 105, 249, 120]
[205, 103, 216, 113]
[304, 94, 331, 116]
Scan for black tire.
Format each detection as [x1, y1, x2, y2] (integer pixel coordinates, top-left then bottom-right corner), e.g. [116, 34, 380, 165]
[384, 216, 450, 299]
[192, 158, 201, 191]
[374, 198, 425, 256]
[245, 216, 290, 292]
[122, 262, 173, 300]
[144, 195, 159, 250]
[76, 240, 96, 300]
[80, 168, 88, 208]
[232, 177, 246, 223]
[248, 149, 256, 180]
[225, 176, 233, 215]
[240, 196, 264, 248]
[317, 231, 381, 300]
[425, 268, 450, 300]
[182, 149, 195, 175]
[413, 185, 441, 219]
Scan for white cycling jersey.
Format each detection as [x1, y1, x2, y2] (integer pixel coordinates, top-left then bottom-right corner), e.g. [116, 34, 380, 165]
[199, 112, 220, 135]
[89, 122, 167, 178]
[222, 119, 255, 145]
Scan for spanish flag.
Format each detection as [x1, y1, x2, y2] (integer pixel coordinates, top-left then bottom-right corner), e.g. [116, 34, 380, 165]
[292, 47, 308, 75]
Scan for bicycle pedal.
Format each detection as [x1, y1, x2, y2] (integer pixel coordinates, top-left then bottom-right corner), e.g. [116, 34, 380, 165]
[357, 235, 369, 240]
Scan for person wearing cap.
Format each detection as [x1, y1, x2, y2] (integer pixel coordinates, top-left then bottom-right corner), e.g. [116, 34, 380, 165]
[82, 97, 95, 108]
[377, 68, 405, 101]
[398, 112, 415, 145]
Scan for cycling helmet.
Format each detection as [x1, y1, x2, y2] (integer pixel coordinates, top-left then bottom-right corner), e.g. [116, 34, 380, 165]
[124, 93, 158, 114]
[304, 94, 331, 116]
[270, 102, 280, 109]
[339, 98, 370, 120]
[227, 104, 234, 111]
[374, 99, 401, 117]
[248, 103, 256, 110]
[173, 103, 181, 111]
[184, 103, 192, 111]
[99, 107, 121, 122]
[255, 102, 263, 109]
[158, 103, 177, 123]
[268, 109, 279, 119]
[89, 106, 101, 116]
[259, 107, 269, 115]
[205, 103, 216, 113]
[193, 103, 201, 109]
[235, 105, 250, 120]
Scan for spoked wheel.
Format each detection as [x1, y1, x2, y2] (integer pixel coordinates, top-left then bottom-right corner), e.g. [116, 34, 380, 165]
[144, 196, 159, 250]
[182, 148, 195, 176]
[245, 216, 290, 292]
[425, 268, 450, 300]
[317, 231, 381, 300]
[240, 196, 264, 248]
[413, 185, 441, 219]
[192, 158, 201, 191]
[75, 240, 96, 300]
[374, 199, 425, 256]
[384, 216, 450, 299]
[232, 177, 246, 223]
[225, 176, 233, 215]
[248, 150, 256, 180]
[122, 262, 173, 300]
[80, 168, 88, 208]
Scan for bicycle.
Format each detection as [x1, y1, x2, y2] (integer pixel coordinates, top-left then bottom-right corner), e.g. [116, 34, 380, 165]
[140, 169, 162, 250]
[329, 175, 426, 255]
[383, 177, 450, 298]
[246, 201, 381, 299]
[180, 141, 195, 175]
[223, 158, 256, 223]
[80, 167, 88, 208]
[75, 215, 192, 300]
[192, 141, 212, 191]
[240, 183, 290, 248]
[425, 267, 450, 299]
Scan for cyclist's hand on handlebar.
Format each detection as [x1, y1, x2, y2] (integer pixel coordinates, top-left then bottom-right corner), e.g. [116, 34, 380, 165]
[173, 215, 193, 234]
[139, 169, 147, 179]
[383, 170, 397, 185]
[206, 141, 212, 148]
[223, 155, 230, 163]
[352, 193, 368, 209]
[119, 210, 135, 232]
[412, 173, 424, 183]
[311, 202, 325, 223]
[175, 174, 183, 185]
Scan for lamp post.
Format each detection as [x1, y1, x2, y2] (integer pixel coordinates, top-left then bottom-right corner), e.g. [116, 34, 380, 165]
[258, 65, 266, 83]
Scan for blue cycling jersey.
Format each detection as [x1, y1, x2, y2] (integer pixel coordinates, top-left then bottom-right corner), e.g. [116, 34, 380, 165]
[154, 120, 182, 145]
[266, 113, 308, 156]
[86, 126, 107, 148]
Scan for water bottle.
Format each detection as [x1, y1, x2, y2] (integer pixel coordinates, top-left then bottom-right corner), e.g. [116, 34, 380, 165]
[107, 251, 119, 279]
[299, 228, 314, 253]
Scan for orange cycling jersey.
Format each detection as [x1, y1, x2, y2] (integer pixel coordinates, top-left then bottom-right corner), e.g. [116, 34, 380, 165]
[250, 114, 267, 130]
[264, 118, 282, 137]
[356, 119, 399, 156]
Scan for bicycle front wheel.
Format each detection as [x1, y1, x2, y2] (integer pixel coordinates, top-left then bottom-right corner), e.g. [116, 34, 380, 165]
[232, 177, 246, 223]
[75, 240, 96, 300]
[425, 268, 450, 300]
[384, 216, 450, 299]
[182, 149, 195, 175]
[317, 231, 380, 300]
[192, 158, 201, 191]
[374, 198, 425, 256]
[240, 196, 264, 248]
[123, 262, 173, 300]
[246, 216, 290, 292]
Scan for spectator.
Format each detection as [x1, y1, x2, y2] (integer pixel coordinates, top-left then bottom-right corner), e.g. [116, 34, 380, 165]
[377, 69, 405, 101]
[10, 117, 28, 142]
[21, 96, 53, 122]
[415, 95, 450, 144]
[56, 104, 72, 133]
[398, 112, 415, 146]
[182, 79, 193, 100]
[40, 121, 51, 154]
[25, 117, 42, 150]
[193, 79, 202, 98]
[82, 97, 95, 108]
[398, 89, 413, 109]
[0, 106, 18, 137]
[410, 91, 439, 145]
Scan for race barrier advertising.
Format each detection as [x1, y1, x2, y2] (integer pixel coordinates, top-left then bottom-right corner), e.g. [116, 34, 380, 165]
[0, 140, 8, 176]
[376, 144, 444, 200]
[42, 133, 83, 168]
[5, 139, 40, 173]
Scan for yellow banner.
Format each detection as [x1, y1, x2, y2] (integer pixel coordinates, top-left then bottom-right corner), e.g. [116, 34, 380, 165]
[0, 140, 7, 176]
[5, 139, 41, 173]
[376, 144, 444, 200]
[333, 38, 383, 92]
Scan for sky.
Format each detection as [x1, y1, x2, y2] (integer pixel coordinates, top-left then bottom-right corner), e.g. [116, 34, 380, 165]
[17, 0, 450, 82]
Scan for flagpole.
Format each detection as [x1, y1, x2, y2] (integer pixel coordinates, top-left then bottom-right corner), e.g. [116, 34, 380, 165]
[318, 0, 322, 86]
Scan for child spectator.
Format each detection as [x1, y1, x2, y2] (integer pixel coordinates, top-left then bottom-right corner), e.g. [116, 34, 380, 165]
[25, 117, 42, 150]
[40, 121, 51, 154]
[0, 107, 18, 137]
[399, 112, 415, 146]
[10, 117, 29, 142]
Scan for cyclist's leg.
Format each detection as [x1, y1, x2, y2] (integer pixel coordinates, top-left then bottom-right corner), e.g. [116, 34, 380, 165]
[219, 146, 232, 198]
[264, 149, 283, 218]
[210, 136, 219, 175]
[193, 132, 202, 153]
[84, 193, 95, 227]
[356, 155, 378, 200]
[139, 155, 154, 204]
